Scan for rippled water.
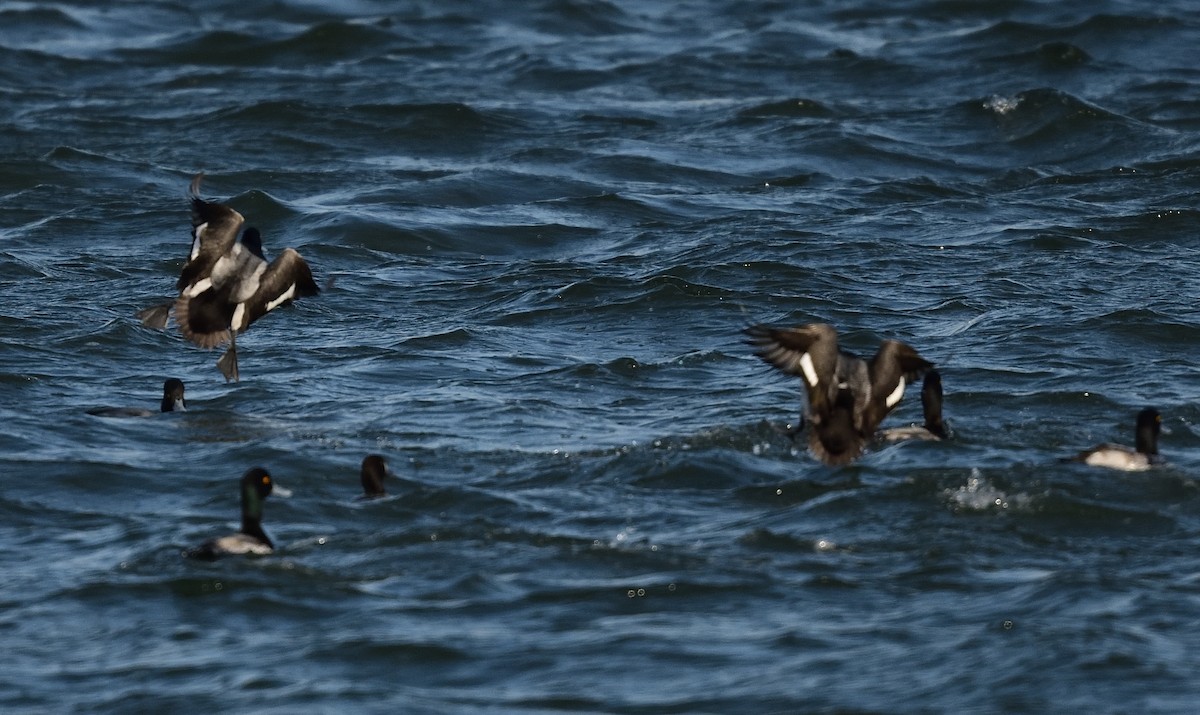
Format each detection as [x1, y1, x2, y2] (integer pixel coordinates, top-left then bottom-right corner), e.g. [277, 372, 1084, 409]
[3, 1, 1200, 712]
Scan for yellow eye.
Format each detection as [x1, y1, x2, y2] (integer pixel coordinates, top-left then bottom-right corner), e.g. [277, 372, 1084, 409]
[262, 476, 271, 485]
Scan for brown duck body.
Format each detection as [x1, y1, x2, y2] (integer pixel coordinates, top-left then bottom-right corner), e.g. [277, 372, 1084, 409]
[746, 322, 934, 465]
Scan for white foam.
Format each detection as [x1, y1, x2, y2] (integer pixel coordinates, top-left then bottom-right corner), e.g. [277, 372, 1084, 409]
[945, 469, 1029, 513]
[984, 95, 1021, 115]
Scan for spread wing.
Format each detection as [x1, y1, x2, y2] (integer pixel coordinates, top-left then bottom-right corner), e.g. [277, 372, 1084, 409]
[177, 173, 245, 291]
[235, 248, 320, 332]
[744, 323, 840, 415]
[862, 340, 934, 431]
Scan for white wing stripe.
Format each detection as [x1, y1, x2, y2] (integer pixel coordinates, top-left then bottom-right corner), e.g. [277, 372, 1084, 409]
[265, 284, 297, 313]
[798, 352, 819, 388]
[884, 376, 906, 408]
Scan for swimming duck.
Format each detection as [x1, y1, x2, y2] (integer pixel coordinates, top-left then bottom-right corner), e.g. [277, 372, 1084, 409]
[1071, 407, 1163, 471]
[86, 378, 187, 417]
[745, 322, 934, 465]
[140, 174, 319, 382]
[880, 370, 948, 441]
[185, 467, 287, 560]
[360, 454, 388, 499]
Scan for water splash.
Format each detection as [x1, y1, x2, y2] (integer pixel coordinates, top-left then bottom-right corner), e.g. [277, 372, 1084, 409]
[983, 94, 1022, 115]
[945, 468, 1030, 513]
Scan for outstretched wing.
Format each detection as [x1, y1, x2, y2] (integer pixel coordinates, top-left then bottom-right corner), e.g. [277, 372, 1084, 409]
[862, 340, 934, 432]
[177, 173, 245, 291]
[235, 248, 320, 332]
[744, 322, 840, 415]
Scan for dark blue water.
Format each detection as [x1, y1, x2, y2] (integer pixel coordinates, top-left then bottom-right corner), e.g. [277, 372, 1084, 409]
[3, 1, 1200, 712]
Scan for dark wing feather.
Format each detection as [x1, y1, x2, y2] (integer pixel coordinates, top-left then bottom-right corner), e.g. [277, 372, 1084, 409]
[136, 302, 172, 329]
[862, 340, 934, 432]
[175, 287, 235, 348]
[235, 248, 319, 331]
[743, 324, 826, 377]
[177, 173, 245, 291]
[744, 323, 840, 415]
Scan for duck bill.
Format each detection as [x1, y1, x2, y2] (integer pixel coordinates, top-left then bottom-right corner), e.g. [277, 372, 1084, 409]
[272, 483, 293, 498]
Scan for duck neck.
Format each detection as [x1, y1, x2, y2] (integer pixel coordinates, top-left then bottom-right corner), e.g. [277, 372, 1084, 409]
[240, 485, 271, 546]
[362, 475, 385, 498]
[1135, 429, 1157, 456]
[925, 416, 948, 439]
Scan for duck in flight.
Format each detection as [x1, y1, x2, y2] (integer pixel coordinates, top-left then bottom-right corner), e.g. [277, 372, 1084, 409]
[745, 322, 934, 465]
[139, 174, 319, 381]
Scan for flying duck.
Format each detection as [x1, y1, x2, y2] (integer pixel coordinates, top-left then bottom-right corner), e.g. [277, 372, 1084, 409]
[360, 454, 389, 499]
[745, 322, 934, 465]
[139, 174, 319, 381]
[185, 467, 289, 560]
[86, 378, 187, 417]
[1070, 407, 1163, 471]
[880, 370, 948, 441]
